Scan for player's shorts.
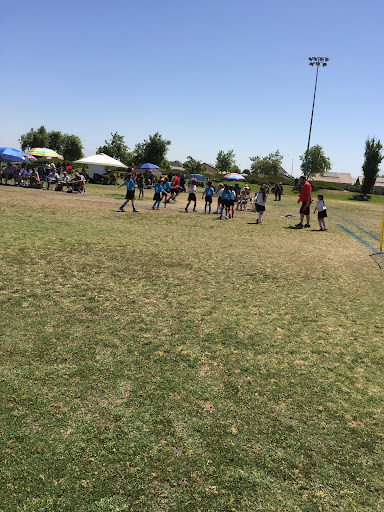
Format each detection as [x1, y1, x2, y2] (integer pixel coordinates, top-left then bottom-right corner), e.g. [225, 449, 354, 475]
[318, 210, 327, 219]
[126, 190, 135, 200]
[205, 196, 212, 204]
[256, 204, 265, 212]
[188, 193, 196, 201]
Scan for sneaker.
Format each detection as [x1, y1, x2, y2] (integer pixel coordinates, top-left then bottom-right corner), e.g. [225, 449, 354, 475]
[304, 224, 310, 228]
[156, 207, 160, 210]
[295, 223, 303, 229]
[193, 208, 196, 212]
[133, 209, 139, 212]
[119, 206, 125, 212]
[256, 219, 259, 224]
[152, 206, 155, 210]
[229, 214, 231, 219]
[319, 227, 324, 231]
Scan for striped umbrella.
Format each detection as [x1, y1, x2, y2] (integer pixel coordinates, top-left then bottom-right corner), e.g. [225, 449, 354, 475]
[223, 172, 245, 181]
[26, 147, 63, 159]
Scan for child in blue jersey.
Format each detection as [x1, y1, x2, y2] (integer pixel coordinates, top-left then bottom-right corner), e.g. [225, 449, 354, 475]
[152, 180, 164, 210]
[202, 180, 215, 214]
[162, 178, 171, 207]
[220, 185, 232, 220]
[118, 173, 139, 212]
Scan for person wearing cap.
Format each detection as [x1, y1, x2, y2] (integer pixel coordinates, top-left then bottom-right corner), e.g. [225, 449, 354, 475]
[46, 169, 60, 190]
[58, 171, 70, 191]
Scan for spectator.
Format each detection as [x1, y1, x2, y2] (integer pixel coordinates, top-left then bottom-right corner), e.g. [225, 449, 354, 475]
[295, 176, 312, 228]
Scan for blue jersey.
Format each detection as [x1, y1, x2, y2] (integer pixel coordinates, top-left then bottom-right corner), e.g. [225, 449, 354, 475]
[222, 190, 232, 201]
[204, 187, 214, 197]
[153, 184, 164, 194]
[123, 179, 135, 191]
[163, 181, 171, 192]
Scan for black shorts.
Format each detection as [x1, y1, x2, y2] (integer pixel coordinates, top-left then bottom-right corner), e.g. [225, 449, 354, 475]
[256, 204, 265, 212]
[188, 193, 196, 201]
[162, 190, 168, 197]
[170, 187, 179, 195]
[126, 190, 135, 200]
[218, 197, 222, 205]
[300, 203, 310, 215]
[229, 199, 235, 206]
[153, 192, 161, 201]
[222, 199, 230, 208]
[318, 210, 328, 219]
[205, 196, 212, 204]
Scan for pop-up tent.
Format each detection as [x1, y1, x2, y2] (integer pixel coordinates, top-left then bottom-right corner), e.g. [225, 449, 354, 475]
[74, 153, 127, 177]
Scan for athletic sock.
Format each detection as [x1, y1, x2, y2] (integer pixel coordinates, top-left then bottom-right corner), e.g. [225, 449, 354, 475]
[209, 205, 211, 213]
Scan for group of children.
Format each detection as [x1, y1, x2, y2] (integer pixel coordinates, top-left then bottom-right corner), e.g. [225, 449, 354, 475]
[118, 173, 328, 230]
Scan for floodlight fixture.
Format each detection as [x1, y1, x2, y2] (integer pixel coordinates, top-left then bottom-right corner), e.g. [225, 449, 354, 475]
[303, 57, 330, 177]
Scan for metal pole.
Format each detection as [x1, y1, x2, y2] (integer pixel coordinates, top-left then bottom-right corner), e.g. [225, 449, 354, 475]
[304, 64, 319, 177]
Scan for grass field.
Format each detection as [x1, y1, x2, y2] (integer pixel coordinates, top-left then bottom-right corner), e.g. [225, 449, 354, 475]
[1, 184, 383, 511]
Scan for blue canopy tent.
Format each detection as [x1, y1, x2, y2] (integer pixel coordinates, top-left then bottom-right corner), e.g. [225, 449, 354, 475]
[188, 174, 206, 182]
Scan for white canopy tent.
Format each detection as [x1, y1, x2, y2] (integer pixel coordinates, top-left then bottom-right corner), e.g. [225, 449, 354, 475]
[74, 153, 127, 178]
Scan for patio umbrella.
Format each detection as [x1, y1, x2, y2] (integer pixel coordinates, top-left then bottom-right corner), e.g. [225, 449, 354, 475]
[26, 147, 63, 177]
[136, 163, 160, 169]
[136, 163, 162, 177]
[223, 172, 245, 181]
[0, 147, 31, 164]
[26, 147, 63, 159]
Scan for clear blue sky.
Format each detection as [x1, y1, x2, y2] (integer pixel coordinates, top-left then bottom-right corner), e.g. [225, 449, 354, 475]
[2, 0, 383, 177]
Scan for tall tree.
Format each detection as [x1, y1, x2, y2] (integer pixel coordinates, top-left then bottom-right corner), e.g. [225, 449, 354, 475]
[249, 150, 283, 177]
[19, 125, 48, 150]
[361, 137, 383, 195]
[47, 130, 64, 153]
[62, 134, 84, 161]
[97, 132, 133, 165]
[299, 145, 331, 178]
[215, 150, 236, 174]
[183, 156, 204, 174]
[134, 132, 171, 167]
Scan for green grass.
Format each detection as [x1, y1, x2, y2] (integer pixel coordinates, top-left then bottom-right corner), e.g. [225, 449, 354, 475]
[1, 186, 383, 511]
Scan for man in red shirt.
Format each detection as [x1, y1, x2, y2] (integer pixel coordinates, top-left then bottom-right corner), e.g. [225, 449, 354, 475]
[296, 176, 312, 228]
[169, 173, 181, 202]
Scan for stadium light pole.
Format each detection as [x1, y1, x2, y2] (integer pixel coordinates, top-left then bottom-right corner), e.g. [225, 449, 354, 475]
[303, 57, 329, 177]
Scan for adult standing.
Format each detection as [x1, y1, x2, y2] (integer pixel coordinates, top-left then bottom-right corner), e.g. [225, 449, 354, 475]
[131, 165, 137, 183]
[296, 176, 312, 228]
[278, 182, 283, 201]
